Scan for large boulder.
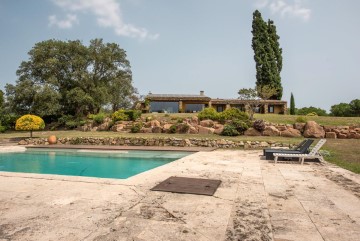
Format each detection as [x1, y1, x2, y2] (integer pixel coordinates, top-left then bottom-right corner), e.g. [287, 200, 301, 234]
[150, 120, 161, 127]
[199, 120, 214, 128]
[293, 123, 306, 132]
[262, 126, 280, 136]
[189, 126, 199, 134]
[280, 128, 301, 138]
[191, 116, 199, 125]
[303, 121, 325, 138]
[198, 126, 215, 134]
[111, 124, 125, 132]
[162, 124, 172, 132]
[244, 128, 261, 136]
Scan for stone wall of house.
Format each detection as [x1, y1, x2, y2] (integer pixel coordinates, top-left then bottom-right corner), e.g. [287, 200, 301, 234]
[19, 137, 298, 149]
[78, 116, 360, 139]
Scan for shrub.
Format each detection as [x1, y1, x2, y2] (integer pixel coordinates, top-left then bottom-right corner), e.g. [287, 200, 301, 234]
[130, 122, 142, 133]
[296, 116, 307, 123]
[112, 109, 141, 122]
[15, 114, 45, 138]
[297, 106, 327, 116]
[111, 109, 129, 122]
[0, 113, 18, 130]
[198, 108, 219, 120]
[306, 112, 318, 116]
[57, 115, 74, 126]
[221, 124, 240, 136]
[88, 113, 107, 124]
[253, 119, 266, 132]
[177, 118, 184, 124]
[177, 123, 190, 133]
[0, 125, 6, 133]
[92, 112, 106, 124]
[65, 120, 79, 129]
[164, 114, 170, 117]
[219, 108, 249, 122]
[124, 110, 141, 121]
[169, 124, 177, 133]
[231, 119, 250, 134]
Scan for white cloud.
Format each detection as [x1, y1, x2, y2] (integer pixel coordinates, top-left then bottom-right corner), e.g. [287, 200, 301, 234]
[48, 14, 78, 29]
[253, 0, 311, 21]
[50, 0, 159, 39]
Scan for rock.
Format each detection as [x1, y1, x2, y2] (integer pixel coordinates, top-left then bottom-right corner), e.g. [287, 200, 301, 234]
[337, 133, 347, 139]
[198, 126, 215, 134]
[189, 126, 199, 134]
[140, 127, 152, 133]
[199, 120, 214, 127]
[262, 126, 280, 136]
[244, 128, 261, 136]
[280, 128, 301, 138]
[293, 123, 306, 132]
[277, 125, 287, 131]
[303, 121, 325, 138]
[260, 141, 269, 147]
[323, 125, 336, 132]
[162, 124, 172, 132]
[325, 132, 337, 139]
[152, 126, 162, 133]
[18, 140, 28, 145]
[214, 126, 224, 135]
[184, 139, 192, 146]
[111, 124, 125, 132]
[191, 116, 199, 125]
[97, 121, 111, 131]
[150, 120, 161, 127]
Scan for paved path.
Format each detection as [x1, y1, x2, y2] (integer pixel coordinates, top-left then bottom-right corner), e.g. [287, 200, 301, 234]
[0, 149, 359, 240]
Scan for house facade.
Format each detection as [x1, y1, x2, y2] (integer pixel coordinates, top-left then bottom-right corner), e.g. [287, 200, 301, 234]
[140, 91, 287, 114]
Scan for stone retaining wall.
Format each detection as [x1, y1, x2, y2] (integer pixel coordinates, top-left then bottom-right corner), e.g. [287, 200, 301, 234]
[19, 137, 298, 149]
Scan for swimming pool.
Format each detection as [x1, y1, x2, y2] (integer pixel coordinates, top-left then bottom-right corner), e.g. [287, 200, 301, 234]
[0, 148, 192, 179]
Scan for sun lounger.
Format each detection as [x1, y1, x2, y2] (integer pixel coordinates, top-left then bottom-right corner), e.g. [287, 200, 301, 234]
[273, 139, 326, 165]
[263, 139, 314, 160]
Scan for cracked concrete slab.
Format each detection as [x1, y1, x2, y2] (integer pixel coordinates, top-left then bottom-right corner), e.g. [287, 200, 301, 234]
[0, 148, 360, 241]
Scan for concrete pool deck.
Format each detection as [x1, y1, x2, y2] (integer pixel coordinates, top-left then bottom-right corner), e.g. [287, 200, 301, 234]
[0, 147, 360, 241]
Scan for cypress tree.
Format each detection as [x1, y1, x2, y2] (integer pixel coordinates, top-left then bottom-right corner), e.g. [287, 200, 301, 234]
[290, 92, 295, 115]
[251, 10, 283, 100]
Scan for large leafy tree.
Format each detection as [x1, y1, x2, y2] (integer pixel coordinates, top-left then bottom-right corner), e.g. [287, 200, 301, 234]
[252, 10, 283, 99]
[6, 39, 135, 118]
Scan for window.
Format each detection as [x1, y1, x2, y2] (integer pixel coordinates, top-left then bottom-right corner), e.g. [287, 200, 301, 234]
[216, 106, 224, 112]
[185, 104, 205, 113]
[150, 101, 179, 113]
[268, 105, 274, 113]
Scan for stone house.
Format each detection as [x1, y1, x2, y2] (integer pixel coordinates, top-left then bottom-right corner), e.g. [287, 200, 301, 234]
[139, 91, 287, 114]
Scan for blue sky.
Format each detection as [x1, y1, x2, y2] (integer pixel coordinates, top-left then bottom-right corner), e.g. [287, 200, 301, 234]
[0, 0, 359, 112]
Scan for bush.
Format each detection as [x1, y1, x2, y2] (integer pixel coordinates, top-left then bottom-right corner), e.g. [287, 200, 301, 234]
[296, 116, 308, 123]
[0, 125, 6, 133]
[231, 119, 250, 134]
[130, 122, 143, 133]
[253, 119, 266, 132]
[297, 106, 327, 116]
[112, 109, 141, 122]
[177, 123, 190, 133]
[124, 110, 141, 121]
[198, 108, 219, 120]
[177, 118, 184, 123]
[0, 114, 18, 130]
[221, 124, 240, 136]
[219, 108, 249, 122]
[306, 112, 318, 116]
[169, 124, 177, 133]
[111, 109, 129, 122]
[15, 114, 45, 138]
[88, 112, 106, 124]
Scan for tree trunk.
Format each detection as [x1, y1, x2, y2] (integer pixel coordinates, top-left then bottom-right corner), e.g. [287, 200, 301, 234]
[30, 130, 33, 138]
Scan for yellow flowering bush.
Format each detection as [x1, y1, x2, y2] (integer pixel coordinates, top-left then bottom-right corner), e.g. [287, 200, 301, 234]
[15, 114, 45, 138]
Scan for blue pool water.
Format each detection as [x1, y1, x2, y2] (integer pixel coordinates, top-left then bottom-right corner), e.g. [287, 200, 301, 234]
[0, 148, 192, 179]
